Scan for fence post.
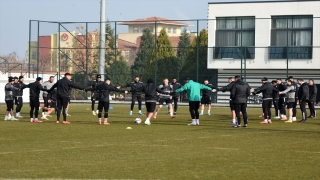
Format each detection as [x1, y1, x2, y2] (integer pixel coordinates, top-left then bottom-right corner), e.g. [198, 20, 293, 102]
[154, 21, 157, 85]
[37, 21, 40, 77]
[196, 20, 199, 82]
[85, 22, 89, 100]
[58, 23, 61, 79]
[28, 20, 32, 78]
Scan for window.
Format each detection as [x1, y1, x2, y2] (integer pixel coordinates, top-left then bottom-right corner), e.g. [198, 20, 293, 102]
[133, 27, 139, 33]
[173, 27, 177, 34]
[32, 51, 37, 60]
[214, 17, 255, 59]
[269, 15, 312, 59]
[167, 27, 172, 33]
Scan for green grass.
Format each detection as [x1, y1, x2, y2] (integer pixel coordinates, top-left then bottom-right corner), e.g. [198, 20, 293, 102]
[0, 104, 319, 179]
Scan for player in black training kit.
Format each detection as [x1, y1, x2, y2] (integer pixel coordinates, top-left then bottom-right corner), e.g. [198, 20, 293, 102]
[27, 77, 47, 123]
[123, 76, 144, 115]
[200, 79, 216, 116]
[93, 78, 127, 125]
[271, 80, 280, 119]
[87, 74, 103, 116]
[307, 79, 317, 118]
[13, 76, 28, 118]
[48, 73, 85, 124]
[297, 78, 309, 122]
[170, 78, 182, 115]
[276, 79, 288, 120]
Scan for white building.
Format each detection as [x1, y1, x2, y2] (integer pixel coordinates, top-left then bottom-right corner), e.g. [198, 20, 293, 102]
[207, 0, 320, 70]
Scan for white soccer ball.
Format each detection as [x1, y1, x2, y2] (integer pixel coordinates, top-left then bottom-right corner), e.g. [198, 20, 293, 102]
[134, 118, 142, 124]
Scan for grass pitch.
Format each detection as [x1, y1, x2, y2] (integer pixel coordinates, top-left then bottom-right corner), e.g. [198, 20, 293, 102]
[0, 104, 319, 180]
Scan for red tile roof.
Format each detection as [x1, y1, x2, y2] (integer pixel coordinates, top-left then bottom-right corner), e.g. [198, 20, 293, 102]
[118, 16, 193, 26]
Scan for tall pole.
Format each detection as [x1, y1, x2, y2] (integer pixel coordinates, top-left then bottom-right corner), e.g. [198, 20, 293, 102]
[99, 0, 106, 79]
[37, 21, 40, 77]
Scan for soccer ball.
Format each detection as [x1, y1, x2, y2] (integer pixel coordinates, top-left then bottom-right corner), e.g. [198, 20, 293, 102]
[134, 118, 142, 124]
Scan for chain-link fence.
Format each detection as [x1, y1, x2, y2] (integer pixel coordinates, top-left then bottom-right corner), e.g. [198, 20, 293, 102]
[28, 17, 320, 103]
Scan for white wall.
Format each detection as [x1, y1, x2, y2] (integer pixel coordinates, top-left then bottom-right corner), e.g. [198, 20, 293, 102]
[207, 1, 320, 69]
[0, 72, 58, 103]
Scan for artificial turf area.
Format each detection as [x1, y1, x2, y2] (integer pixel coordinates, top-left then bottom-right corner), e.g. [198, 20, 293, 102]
[0, 104, 319, 180]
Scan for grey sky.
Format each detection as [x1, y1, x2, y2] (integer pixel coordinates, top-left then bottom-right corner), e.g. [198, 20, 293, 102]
[0, 0, 267, 58]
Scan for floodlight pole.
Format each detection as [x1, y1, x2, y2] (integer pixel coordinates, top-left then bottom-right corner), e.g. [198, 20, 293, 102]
[99, 0, 106, 79]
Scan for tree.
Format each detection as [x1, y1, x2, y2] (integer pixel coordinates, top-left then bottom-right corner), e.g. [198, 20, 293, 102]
[181, 29, 217, 82]
[176, 28, 191, 79]
[148, 28, 177, 84]
[104, 21, 131, 86]
[131, 28, 154, 80]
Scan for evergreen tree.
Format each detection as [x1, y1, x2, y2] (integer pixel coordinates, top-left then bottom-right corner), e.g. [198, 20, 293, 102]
[176, 28, 191, 79]
[104, 22, 131, 86]
[148, 28, 177, 84]
[131, 28, 154, 80]
[181, 29, 216, 82]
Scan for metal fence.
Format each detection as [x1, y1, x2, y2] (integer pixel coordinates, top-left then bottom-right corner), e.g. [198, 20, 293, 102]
[28, 18, 320, 102]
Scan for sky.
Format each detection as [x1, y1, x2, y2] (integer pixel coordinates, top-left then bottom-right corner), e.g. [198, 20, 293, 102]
[0, 0, 268, 59]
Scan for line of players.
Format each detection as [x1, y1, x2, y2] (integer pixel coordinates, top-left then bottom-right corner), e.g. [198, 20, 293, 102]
[216, 75, 317, 127]
[4, 73, 216, 125]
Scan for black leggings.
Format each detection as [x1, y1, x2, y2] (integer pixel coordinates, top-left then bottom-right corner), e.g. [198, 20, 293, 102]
[279, 97, 287, 115]
[189, 101, 200, 119]
[235, 103, 248, 125]
[30, 97, 40, 118]
[300, 100, 307, 120]
[43, 97, 48, 113]
[293, 99, 297, 117]
[98, 101, 109, 118]
[91, 100, 96, 111]
[172, 96, 178, 112]
[56, 96, 69, 121]
[15, 97, 23, 113]
[262, 99, 272, 119]
[273, 99, 279, 116]
[307, 100, 316, 117]
[131, 94, 142, 111]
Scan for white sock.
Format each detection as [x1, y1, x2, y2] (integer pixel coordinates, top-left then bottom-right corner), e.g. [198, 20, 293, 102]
[232, 119, 236, 123]
[196, 119, 199, 124]
[98, 118, 101, 122]
[192, 119, 196, 124]
[289, 117, 292, 120]
[8, 114, 11, 118]
[170, 112, 173, 116]
[146, 118, 150, 122]
[35, 118, 38, 120]
[104, 118, 108, 122]
[200, 110, 203, 114]
[264, 119, 268, 122]
[139, 110, 141, 113]
[5, 116, 8, 119]
[293, 117, 296, 120]
[208, 110, 210, 114]
[130, 111, 132, 113]
[93, 111, 95, 113]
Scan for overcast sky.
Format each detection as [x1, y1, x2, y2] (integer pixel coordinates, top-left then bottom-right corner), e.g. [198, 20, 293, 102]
[0, 0, 269, 58]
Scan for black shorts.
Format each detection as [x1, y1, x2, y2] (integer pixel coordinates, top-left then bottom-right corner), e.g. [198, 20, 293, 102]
[201, 96, 211, 105]
[91, 92, 99, 101]
[287, 102, 295, 109]
[146, 102, 156, 112]
[5, 100, 14, 111]
[159, 98, 172, 105]
[48, 101, 56, 108]
[229, 100, 235, 111]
